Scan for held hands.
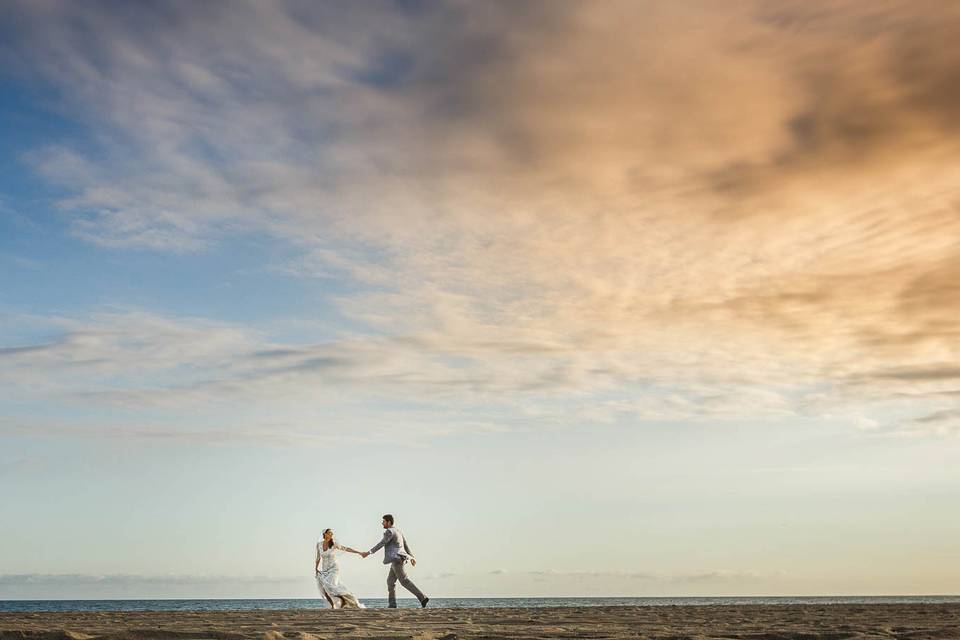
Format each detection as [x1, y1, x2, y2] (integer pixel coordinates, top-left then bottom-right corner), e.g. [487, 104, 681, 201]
[360, 551, 369, 558]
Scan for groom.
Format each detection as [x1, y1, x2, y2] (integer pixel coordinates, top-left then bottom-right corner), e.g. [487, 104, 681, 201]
[361, 514, 429, 608]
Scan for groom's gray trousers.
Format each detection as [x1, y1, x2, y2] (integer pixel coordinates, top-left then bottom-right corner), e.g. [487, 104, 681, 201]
[387, 559, 427, 607]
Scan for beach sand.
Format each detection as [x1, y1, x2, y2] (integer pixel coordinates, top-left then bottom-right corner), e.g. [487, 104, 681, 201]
[1, 604, 958, 640]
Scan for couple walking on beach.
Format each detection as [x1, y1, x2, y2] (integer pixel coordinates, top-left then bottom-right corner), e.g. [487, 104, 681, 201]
[314, 513, 429, 610]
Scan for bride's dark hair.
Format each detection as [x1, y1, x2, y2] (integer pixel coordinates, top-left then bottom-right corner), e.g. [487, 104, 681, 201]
[323, 528, 335, 550]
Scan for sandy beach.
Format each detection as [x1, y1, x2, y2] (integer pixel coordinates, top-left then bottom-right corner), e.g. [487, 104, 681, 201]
[1, 604, 958, 640]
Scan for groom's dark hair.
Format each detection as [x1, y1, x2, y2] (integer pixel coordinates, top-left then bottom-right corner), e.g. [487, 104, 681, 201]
[382, 514, 394, 525]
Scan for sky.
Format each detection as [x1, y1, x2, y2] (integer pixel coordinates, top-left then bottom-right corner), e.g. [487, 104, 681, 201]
[1, 0, 959, 599]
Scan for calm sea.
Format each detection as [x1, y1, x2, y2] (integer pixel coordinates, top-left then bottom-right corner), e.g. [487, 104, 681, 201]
[2, 596, 959, 612]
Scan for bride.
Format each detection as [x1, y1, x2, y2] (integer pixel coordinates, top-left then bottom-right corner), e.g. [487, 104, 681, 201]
[314, 528, 365, 609]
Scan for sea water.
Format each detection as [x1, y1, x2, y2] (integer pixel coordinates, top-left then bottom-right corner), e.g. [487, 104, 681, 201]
[3, 596, 959, 612]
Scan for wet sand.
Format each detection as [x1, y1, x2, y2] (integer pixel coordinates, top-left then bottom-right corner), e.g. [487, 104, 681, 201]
[1, 604, 958, 639]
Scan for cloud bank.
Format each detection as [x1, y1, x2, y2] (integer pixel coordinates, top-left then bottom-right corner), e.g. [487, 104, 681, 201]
[3, 1, 960, 437]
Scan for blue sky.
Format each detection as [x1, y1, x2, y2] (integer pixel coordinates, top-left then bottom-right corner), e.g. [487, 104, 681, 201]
[2, 0, 959, 599]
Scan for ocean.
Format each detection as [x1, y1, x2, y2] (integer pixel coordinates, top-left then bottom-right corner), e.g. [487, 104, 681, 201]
[2, 596, 959, 612]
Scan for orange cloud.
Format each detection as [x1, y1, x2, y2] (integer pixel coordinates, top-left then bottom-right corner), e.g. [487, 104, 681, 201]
[5, 1, 960, 434]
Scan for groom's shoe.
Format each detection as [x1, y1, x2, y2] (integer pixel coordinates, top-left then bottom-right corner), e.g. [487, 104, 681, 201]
[421, 597, 429, 608]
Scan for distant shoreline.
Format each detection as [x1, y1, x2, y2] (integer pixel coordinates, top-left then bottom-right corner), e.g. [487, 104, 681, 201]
[3, 595, 960, 611]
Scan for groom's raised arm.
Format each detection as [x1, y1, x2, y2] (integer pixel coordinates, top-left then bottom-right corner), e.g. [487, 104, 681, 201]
[368, 529, 394, 555]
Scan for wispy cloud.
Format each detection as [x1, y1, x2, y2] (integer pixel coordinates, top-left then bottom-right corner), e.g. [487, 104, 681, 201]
[431, 568, 782, 584]
[879, 409, 960, 439]
[0, 457, 46, 476]
[3, 1, 960, 437]
[0, 573, 302, 587]
[0, 573, 312, 599]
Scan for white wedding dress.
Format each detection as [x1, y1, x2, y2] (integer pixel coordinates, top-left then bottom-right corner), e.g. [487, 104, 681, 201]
[315, 541, 365, 609]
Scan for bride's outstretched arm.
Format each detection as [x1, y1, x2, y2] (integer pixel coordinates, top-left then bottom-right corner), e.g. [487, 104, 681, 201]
[336, 543, 362, 554]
